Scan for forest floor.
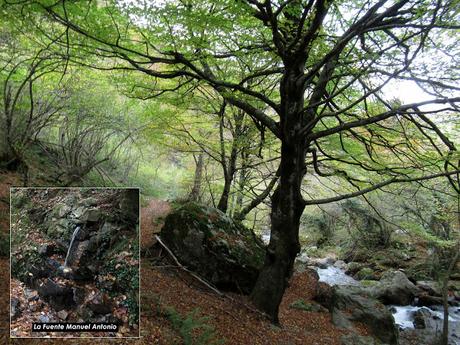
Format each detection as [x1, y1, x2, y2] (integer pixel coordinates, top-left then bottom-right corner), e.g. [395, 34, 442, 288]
[140, 198, 171, 253]
[0, 171, 370, 344]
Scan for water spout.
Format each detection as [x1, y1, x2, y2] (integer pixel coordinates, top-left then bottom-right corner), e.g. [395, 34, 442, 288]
[64, 226, 81, 268]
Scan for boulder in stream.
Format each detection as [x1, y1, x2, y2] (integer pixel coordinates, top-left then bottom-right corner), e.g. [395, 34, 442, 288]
[370, 270, 419, 305]
[329, 285, 398, 345]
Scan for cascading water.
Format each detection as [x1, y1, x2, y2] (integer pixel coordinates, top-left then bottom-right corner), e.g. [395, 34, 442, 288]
[64, 226, 81, 268]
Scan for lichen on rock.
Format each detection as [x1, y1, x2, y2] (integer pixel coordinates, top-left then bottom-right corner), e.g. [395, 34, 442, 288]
[160, 202, 265, 294]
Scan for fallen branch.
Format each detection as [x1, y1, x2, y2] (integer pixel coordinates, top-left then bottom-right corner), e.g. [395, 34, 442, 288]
[154, 235, 223, 296]
[153, 235, 270, 320]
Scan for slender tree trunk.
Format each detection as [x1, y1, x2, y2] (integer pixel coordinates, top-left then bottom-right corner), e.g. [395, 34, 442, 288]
[441, 244, 459, 345]
[189, 152, 204, 202]
[217, 103, 238, 213]
[235, 166, 246, 212]
[234, 172, 278, 222]
[250, 66, 307, 322]
[217, 174, 233, 213]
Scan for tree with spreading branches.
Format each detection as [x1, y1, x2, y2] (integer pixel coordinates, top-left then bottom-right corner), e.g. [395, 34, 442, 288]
[3, 0, 460, 322]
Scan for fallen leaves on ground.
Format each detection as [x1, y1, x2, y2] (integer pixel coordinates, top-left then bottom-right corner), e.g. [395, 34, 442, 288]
[0, 175, 365, 344]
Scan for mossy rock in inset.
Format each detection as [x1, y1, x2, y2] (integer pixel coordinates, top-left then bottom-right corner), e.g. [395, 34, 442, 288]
[161, 202, 265, 294]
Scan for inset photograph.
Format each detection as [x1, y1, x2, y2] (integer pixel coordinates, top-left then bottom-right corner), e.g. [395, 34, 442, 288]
[10, 188, 140, 338]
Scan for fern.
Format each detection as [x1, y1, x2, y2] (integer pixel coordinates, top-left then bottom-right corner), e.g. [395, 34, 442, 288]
[165, 307, 224, 345]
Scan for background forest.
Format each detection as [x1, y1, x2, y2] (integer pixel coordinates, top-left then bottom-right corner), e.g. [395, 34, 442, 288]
[0, 0, 459, 344]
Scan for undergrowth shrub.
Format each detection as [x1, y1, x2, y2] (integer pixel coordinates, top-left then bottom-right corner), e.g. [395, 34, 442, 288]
[342, 200, 393, 249]
[165, 307, 224, 345]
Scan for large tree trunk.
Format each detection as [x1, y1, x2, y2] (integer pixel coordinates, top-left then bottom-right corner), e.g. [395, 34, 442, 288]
[250, 66, 307, 322]
[249, 142, 306, 322]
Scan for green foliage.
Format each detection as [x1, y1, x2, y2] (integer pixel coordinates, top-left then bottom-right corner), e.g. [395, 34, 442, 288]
[165, 307, 224, 345]
[100, 259, 139, 325]
[11, 248, 44, 282]
[343, 200, 392, 249]
[302, 212, 337, 247]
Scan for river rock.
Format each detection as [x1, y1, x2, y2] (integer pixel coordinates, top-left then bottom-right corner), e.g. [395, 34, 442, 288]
[10, 297, 20, 320]
[416, 281, 441, 296]
[80, 208, 101, 223]
[333, 260, 347, 270]
[416, 294, 443, 307]
[346, 262, 365, 276]
[57, 310, 68, 320]
[37, 279, 74, 311]
[370, 270, 419, 305]
[330, 285, 398, 345]
[87, 292, 113, 315]
[160, 202, 265, 294]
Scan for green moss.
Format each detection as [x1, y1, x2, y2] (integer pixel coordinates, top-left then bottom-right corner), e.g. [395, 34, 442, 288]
[361, 280, 378, 287]
[355, 267, 376, 280]
[289, 299, 319, 312]
[164, 307, 224, 345]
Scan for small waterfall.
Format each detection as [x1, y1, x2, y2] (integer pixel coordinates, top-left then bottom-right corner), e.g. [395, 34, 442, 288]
[64, 226, 81, 268]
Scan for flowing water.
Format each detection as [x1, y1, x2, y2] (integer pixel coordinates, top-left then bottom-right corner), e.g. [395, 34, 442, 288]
[314, 262, 460, 343]
[64, 226, 81, 267]
[315, 265, 360, 286]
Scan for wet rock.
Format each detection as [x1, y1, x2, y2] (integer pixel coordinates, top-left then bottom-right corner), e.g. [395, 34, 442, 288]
[37, 279, 74, 311]
[72, 287, 85, 305]
[330, 285, 398, 345]
[10, 297, 21, 320]
[24, 288, 38, 301]
[161, 202, 265, 294]
[87, 292, 113, 315]
[38, 244, 55, 256]
[81, 208, 101, 223]
[416, 294, 443, 307]
[416, 281, 441, 296]
[80, 197, 97, 207]
[333, 260, 347, 270]
[370, 270, 419, 305]
[413, 309, 428, 329]
[38, 314, 50, 323]
[57, 310, 68, 320]
[119, 188, 139, 224]
[311, 257, 335, 269]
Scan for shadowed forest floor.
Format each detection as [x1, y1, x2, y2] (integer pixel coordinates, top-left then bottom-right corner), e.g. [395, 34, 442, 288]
[0, 171, 372, 344]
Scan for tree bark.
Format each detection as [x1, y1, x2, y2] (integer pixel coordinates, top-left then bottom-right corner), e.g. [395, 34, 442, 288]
[217, 174, 233, 213]
[189, 152, 204, 202]
[234, 172, 278, 222]
[250, 67, 307, 322]
[217, 103, 239, 213]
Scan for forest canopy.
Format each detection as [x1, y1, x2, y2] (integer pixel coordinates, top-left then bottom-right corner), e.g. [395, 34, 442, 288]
[1, 0, 459, 324]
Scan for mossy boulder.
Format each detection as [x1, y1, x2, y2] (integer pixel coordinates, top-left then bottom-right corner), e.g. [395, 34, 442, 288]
[330, 285, 398, 345]
[160, 202, 265, 294]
